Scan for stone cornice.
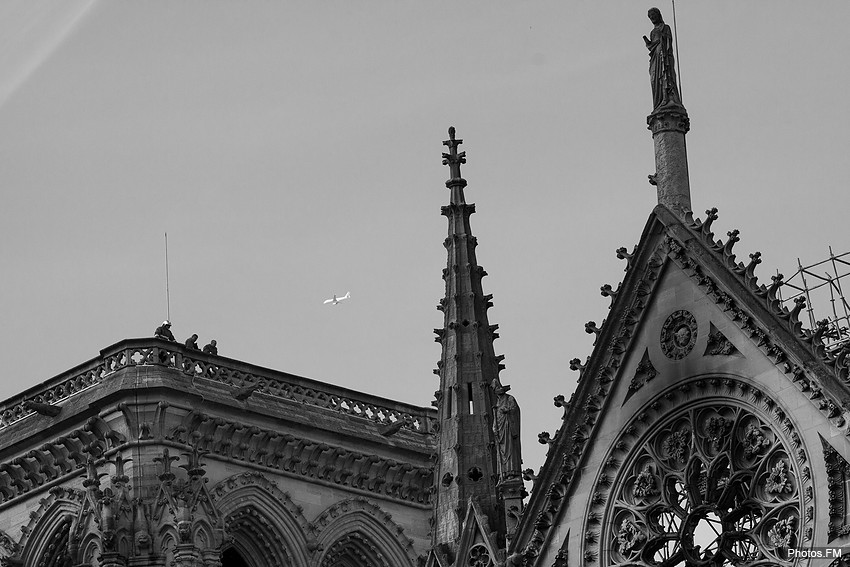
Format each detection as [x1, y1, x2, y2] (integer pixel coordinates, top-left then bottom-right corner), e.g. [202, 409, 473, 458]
[0, 416, 123, 510]
[166, 412, 433, 507]
[0, 402, 432, 512]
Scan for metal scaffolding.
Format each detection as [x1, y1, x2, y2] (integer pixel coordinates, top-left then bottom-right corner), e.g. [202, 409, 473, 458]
[778, 247, 850, 353]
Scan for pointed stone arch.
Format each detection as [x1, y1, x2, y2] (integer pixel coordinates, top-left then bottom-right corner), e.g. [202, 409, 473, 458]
[454, 500, 500, 567]
[210, 472, 312, 567]
[312, 498, 418, 567]
[18, 486, 86, 567]
[158, 526, 178, 567]
[192, 515, 219, 554]
[79, 531, 102, 566]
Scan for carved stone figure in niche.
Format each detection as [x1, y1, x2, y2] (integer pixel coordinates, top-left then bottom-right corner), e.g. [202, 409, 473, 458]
[99, 487, 117, 551]
[177, 520, 192, 544]
[643, 7, 682, 111]
[491, 379, 522, 479]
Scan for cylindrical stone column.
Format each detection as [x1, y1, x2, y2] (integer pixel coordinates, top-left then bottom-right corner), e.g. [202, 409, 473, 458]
[202, 549, 223, 567]
[647, 106, 691, 217]
[172, 544, 203, 567]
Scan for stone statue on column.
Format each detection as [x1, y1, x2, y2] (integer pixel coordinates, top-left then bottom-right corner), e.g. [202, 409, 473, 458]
[643, 7, 682, 111]
[491, 379, 522, 479]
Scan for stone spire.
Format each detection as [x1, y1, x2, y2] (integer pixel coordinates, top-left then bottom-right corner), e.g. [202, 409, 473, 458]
[432, 127, 520, 553]
[644, 6, 691, 216]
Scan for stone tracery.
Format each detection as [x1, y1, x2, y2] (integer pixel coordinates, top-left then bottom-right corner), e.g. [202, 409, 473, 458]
[605, 402, 804, 566]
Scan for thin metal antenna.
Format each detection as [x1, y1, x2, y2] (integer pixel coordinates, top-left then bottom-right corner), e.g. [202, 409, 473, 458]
[671, 0, 683, 102]
[165, 232, 171, 321]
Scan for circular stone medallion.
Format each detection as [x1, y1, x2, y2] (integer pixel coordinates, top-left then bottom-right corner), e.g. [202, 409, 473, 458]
[660, 310, 697, 360]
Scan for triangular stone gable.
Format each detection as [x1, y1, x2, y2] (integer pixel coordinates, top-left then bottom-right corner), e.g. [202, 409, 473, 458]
[425, 499, 500, 567]
[510, 205, 850, 565]
[454, 499, 501, 567]
[424, 548, 450, 567]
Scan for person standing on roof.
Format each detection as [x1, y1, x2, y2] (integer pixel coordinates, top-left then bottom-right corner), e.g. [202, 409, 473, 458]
[185, 334, 200, 350]
[155, 320, 176, 341]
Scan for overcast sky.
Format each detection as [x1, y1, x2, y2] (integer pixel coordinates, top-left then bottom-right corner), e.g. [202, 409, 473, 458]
[1, 1, 849, 473]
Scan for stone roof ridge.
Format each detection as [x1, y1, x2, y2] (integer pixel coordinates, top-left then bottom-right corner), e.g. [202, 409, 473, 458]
[680, 206, 850, 383]
[509, 209, 670, 561]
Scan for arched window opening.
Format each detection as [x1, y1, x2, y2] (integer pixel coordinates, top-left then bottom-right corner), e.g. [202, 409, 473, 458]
[221, 546, 252, 567]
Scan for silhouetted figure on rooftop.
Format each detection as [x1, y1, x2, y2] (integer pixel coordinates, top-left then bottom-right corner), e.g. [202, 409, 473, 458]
[203, 340, 218, 355]
[154, 320, 176, 342]
[185, 334, 200, 350]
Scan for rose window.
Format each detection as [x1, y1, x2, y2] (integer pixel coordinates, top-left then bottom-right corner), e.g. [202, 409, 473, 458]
[467, 543, 493, 567]
[606, 405, 800, 566]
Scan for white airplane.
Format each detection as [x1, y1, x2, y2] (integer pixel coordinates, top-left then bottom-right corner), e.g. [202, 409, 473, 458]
[323, 291, 351, 305]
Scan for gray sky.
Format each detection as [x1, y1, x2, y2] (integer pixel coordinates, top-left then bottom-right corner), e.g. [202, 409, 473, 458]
[1, 1, 849, 473]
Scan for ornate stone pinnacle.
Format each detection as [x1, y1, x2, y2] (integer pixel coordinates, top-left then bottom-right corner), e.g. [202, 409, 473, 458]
[442, 126, 467, 191]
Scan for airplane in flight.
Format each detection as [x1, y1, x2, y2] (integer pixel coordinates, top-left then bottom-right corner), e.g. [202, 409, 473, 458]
[323, 291, 351, 306]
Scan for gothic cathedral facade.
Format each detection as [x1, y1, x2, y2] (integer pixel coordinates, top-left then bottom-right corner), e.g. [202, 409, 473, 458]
[3, 10, 850, 567]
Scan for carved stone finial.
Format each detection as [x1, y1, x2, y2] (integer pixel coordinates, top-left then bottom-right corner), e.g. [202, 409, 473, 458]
[82, 455, 101, 489]
[744, 251, 762, 279]
[442, 126, 467, 194]
[153, 448, 179, 482]
[108, 454, 130, 484]
[616, 246, 636, 272]
[538, 432, 555, 445]
[812, 319, 831, 344]
[768, 273, 784, 299]
[601, 284, 620, 309]
[790, 296, 807, 322]
[554, 394, 571, 420]
[180, 445, 208, 479]
[724, 229, 740, 252]
[569, 358, 587, 383]
[702, 207, 719, 234]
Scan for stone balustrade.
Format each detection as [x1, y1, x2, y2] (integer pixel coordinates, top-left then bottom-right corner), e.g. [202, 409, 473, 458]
[0, 338, 435, 434]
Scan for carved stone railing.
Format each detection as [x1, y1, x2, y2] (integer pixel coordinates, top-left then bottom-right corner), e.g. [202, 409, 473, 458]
[0, 339, 436, 434]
